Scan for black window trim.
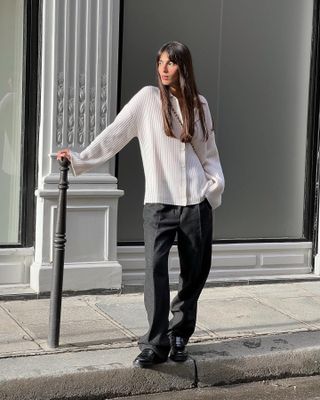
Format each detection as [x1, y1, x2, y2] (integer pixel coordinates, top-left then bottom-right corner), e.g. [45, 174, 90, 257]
[309, 0, 320, 263]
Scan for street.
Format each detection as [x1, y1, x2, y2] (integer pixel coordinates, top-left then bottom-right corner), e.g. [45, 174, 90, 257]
[108, 375, 320, 400]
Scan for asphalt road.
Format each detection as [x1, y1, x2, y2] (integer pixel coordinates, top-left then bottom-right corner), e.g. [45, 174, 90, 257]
[109, 375, 320, 400]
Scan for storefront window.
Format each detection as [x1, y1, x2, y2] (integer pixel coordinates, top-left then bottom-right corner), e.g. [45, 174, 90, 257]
[0, 0, 24, 244]
[117, 0, 314, 242]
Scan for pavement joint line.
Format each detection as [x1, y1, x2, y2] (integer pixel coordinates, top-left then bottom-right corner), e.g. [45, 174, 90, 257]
[1, 327, 317, 360]
[0, 304, 43, 350]
[1, 328, 318, 361]
[38, 337, 136, 352]
[0, 332, 255, 360]
[188, 356, 199, 388]
[189, 335, 220, 343]
[0, 340, 139, 360]
[235, 292, 320, 331]
[0, 335, 228, 361]
[194, 321, 218, 338]
[87, 300, 138, 340]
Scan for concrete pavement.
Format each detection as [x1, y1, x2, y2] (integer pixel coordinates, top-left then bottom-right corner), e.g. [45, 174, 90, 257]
[2, 281, 320, 398]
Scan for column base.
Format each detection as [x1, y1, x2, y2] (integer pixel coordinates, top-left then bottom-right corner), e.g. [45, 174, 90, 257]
[314, 254, 320, 275]
[30, 261, 122, 293]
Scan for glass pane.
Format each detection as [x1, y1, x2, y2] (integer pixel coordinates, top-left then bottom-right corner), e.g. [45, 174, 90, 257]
[118, 0, 314, 242]
[0, 0, 24, 244]
[215, 0, 313, 240]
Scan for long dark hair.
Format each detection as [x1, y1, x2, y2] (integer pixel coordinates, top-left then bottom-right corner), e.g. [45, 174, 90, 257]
[156, 41, 209, 142]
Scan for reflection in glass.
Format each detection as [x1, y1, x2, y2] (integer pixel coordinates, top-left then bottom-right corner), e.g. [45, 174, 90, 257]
[0, 0, 24, 244]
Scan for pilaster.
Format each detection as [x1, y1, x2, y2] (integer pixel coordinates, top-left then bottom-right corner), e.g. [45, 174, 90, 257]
[30, 0, 122, 293]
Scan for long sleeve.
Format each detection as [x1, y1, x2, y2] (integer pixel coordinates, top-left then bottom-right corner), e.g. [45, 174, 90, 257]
[65, 85, 224, 208]
[70, 89, 142, 176]
[202, 100, 225, 209]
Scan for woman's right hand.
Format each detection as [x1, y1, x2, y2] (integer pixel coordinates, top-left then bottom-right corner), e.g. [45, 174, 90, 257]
[56, 148, 71, 161]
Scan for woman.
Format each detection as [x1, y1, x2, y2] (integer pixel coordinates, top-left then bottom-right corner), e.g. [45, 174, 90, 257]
[57, 41, 225, 368]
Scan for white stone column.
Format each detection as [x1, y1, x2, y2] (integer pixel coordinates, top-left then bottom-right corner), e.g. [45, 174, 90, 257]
[314, 207, 320, 276]
[30, 0, 122, 293]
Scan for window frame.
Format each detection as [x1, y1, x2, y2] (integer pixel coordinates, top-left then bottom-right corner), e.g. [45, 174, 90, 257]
[309, 0, 320, 261]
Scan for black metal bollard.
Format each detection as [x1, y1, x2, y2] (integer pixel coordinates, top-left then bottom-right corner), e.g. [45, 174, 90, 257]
[48, 157, 70, 348]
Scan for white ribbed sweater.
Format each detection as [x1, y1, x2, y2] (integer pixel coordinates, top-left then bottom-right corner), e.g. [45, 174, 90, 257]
[70, 86, 225, 209]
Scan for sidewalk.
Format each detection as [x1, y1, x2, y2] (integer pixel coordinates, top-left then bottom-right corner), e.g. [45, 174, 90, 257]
[2, 281, 320, 399]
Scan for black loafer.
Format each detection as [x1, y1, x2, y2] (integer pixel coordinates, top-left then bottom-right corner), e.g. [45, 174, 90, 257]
[133, 349, 167, 368]
[169, 336, 188, 362]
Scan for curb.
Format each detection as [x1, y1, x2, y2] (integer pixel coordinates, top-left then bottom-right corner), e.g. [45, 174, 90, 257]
[2, 331, 320, 399]
[0, 363, 196, 400]
[0, 347, 195, 400]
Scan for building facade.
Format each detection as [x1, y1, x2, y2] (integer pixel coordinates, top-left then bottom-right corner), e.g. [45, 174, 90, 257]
[0, 0, 320, 293]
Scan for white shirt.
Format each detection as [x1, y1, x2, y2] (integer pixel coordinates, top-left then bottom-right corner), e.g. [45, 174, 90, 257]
[70, 86, 225, 209]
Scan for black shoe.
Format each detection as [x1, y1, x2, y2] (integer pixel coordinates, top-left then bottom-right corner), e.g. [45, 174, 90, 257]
[133, 349, 167, 368]
[169, 336, 188, 362]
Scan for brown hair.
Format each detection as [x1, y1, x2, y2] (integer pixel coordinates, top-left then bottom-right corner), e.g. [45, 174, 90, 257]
[156, 41, 210, 142]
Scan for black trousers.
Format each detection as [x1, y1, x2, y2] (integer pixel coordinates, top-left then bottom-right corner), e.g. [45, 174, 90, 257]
[138, 199, 213, 358]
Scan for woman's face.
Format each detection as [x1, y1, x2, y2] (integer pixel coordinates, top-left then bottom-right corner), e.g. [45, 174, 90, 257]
[158, 51, 180, 88]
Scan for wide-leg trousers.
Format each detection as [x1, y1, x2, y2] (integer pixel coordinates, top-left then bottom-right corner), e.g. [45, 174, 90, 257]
[138, 198, 213, 358]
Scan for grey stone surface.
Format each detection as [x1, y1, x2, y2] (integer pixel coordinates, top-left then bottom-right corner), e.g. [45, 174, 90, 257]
[2, 330, 320, 399]
[0, 307, 25, 334]
[196, 346, 320, 388]
[2, 283, 320, 398]
[26, 320, 129, 346]
[0, 337, 40, 355]
[112, 376, 320, 400]
[0, 371, 191, 400]
[0, 306, 40, 354]
[0, 347, 195, 400]
[198, 286, 249, 300]
[197, 297, 307, 337]
[96, 301, 210, 339]
[0, 346, 192, 380]
[1, 297, 130, 348]
[96, 301, 148, 337]
[190, 330, 320, 387]
[3, 302, 105, 325]
[237, 282, 314, 298]
[294, 281, 320, 295]
[189, 330, 320, 358]
[255, 296, 320, 329]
